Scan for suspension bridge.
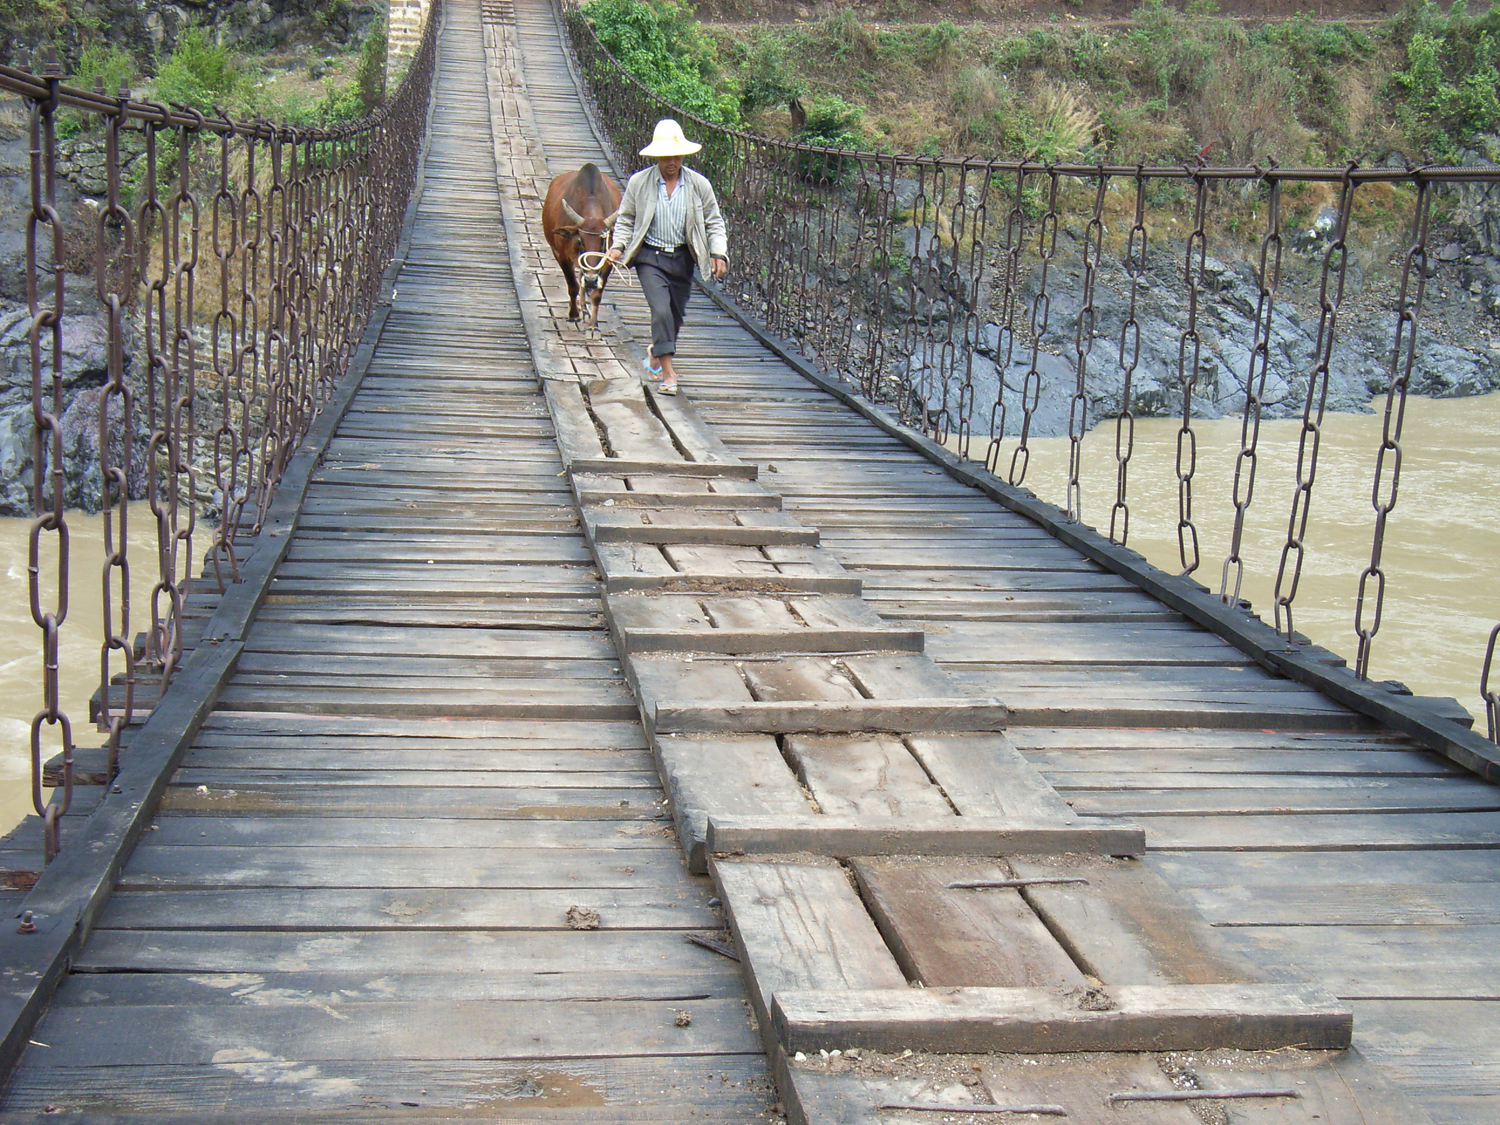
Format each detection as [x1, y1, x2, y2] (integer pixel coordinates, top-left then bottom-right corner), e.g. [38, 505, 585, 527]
[1, 0, 1499, 1120]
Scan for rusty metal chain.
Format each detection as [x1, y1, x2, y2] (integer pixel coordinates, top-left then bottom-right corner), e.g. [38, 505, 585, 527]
[27, 60, 75, 863]
[98, 78, 137, 778]
[993, 168, 1029, 482]
[1110, 170, 1147, 543]
[1219, 178, 1284, 608]
[1355, 176, 1431, 680]
[3, 1, 439, 863]
[1274, 168, 1357, 640]
[1173, 170, 1208, 575]
[1483, 624, 1500, 744]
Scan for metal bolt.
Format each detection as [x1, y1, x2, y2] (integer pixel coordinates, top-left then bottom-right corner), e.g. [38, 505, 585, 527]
[17, 911, 36, 934]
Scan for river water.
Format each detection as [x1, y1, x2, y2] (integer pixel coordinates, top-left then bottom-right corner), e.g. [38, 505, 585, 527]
[1, 393, 1496, 845]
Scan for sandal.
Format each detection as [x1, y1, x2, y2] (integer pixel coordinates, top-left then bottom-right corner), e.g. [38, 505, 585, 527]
[657, 382, 678, 396]
[643, 358, 663, 380]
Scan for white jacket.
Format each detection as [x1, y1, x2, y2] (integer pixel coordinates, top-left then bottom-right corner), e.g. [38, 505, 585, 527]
[610, 164, 729, 272]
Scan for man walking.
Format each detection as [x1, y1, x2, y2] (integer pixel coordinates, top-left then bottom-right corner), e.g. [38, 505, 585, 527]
[605, 119, 729, 395]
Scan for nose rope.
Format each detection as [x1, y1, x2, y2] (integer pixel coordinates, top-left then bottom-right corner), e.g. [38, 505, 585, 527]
[577, 249, 630, 287]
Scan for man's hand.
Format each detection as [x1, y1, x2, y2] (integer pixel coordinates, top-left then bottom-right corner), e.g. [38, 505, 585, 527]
[605, 247, 623, 265]
[710, 256, 727, 281]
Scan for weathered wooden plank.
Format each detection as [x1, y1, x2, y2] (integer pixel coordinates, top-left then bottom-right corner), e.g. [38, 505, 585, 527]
[711, 859, 905, 1034]
[656, 698, 1009, 735]
[607, 596, 921, 655]
[1148, 848, 1500, 888]
[705, 815, 1145, 858]
[742, 658, 863, 702]
[195, 713, 647, 744]
[1186, 881, 1500, 926]
[1070, 782, 1500, 816]
[544, 378, 607, 463]
[658, 544, 774, 578]
[840, 653, 955, 698]
[156, 785, 661, 817]
[849, 857, 1088, 989]
[906, 733, 1078, 823]
[588, 397, 683, 462]
[1009, 857, 1253, 987]
[138, 817, 670, 849]
[1216, 923, 1500, 998]
[117, 845, 690, 889]
[979, 1053, 1199, 1125]
[1144, 811, 1500, 851]
[28, 997, 760, 1066]
[41, 964, 749, 1005]
[3, 1054, 773, 1117]
[585, 508, 819, 547]
[95, 886, 713, 931]
[772, 984, 1354, 1055]
[654, 734, 810, 873]
[784, 736, 955, 818]
[643, 383, 744, 465]
[571, 458, 757, 480]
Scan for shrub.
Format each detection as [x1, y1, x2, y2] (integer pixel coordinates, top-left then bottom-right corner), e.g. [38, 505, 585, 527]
[798, 95, 864, 148]
[72, 44, 135, 95]
[58, 44, 135, 137]
[155, 27, 239, 112]
[356, 21, 387, 111]
[733, 30, 802, 114]
[584, 0, 740, 125]
[1388, 25, 1500, 158]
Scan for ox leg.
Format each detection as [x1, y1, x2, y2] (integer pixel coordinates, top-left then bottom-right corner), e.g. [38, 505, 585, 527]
[561, 259, 581, 321]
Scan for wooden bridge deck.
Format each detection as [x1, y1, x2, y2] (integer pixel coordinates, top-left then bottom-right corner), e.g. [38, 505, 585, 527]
[2, 0, 1498, 1121]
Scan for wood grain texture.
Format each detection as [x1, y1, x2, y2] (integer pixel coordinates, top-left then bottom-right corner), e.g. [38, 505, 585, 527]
[772, 984, 1354, 1055]
[849, 857, 1088, 988]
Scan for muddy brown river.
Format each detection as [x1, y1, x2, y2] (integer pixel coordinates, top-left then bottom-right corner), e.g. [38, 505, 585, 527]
[1, 392, 1496, 842]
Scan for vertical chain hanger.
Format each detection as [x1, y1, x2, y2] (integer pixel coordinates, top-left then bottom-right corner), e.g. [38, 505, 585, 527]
[27, 56, 74, 863]
[1174, 169, 1208, 576]
[1110, 168, 1148, 544]
[1355, 175, 1431, 680]
[1274, 167, 1356, 641]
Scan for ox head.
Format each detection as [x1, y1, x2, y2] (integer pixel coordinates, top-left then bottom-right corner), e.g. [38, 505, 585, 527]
[559, 199, 620, 297]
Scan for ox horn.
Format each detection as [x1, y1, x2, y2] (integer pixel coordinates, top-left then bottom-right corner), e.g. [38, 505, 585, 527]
[560, 198, 585, 226]
[603, 207, 620, 227]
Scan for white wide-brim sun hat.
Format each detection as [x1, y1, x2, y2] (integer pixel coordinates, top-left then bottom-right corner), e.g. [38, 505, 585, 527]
[640, 118, 702, 158]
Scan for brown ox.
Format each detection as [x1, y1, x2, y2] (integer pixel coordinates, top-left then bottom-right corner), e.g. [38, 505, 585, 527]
[541, 163, 622, 332]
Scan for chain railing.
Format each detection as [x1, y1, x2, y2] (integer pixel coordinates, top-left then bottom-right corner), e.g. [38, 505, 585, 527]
[562, 0, 1500, 743]
[7, 3, 439, 862]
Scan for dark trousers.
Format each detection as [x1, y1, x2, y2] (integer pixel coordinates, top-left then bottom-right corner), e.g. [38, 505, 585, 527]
[634, 244, 694, 357]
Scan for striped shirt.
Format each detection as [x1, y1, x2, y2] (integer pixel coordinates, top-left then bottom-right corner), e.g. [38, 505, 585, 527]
[644, 173, 689, 250]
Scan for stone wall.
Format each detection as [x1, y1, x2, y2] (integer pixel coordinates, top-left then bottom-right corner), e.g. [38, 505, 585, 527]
[387, 0, 432, 81]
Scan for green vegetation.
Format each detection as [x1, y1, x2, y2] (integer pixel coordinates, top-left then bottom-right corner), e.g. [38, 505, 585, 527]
[582, 0, 741, 124]
[155, 27, 241, 112]
[356, 21, 388, 112]
[1387, 0, 1500, 159]
[56, 45, 136, 137]
[693, 0, 1500, 166]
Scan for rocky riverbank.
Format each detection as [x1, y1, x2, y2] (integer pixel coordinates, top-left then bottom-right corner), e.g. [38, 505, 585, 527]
[807, 161, 1500, 440]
